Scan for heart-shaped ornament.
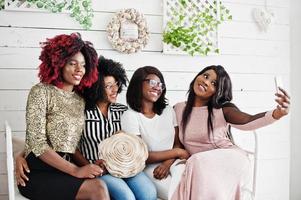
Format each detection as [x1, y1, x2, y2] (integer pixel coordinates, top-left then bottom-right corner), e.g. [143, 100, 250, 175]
[253, 8, 274, 32]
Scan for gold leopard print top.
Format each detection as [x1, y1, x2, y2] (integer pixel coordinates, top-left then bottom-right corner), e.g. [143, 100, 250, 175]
[24, 83, 85, 157]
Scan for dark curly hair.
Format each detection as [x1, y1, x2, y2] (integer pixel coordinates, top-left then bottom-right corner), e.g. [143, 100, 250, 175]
[126, 66, 167, 115]
[38, 33, 98, 92]
[84, 56, 128, 109]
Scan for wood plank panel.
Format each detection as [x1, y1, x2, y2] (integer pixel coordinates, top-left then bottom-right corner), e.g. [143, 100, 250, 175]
[0, 69, 38, 90]
[0, 47, 290, 75]
[223, 0, 289, 7]
[219, 37, 289, 57]
[0, 174, 8, 195]
[255, 158, 289, 199]
[0, 90, 29, 111]
[92, 0, 162, 15]
[0, 27, 162, 51]
[0, 27, 290, 56]
[219, 22, 289, 41]
[0, 4, 289, 31]
[0, 153, 6, 174]
[0, 11, 162, 33]
[224, 3, 289, 24]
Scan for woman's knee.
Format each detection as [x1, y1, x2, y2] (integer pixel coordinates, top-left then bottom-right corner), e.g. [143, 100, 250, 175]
[126, 173, 157, 200]
[77, 179, 109, 200]
[101, 175, 135, 200]
[114, 190, 135, 200]
[91, 179, 109, 198]
[140, 186, 157, 200]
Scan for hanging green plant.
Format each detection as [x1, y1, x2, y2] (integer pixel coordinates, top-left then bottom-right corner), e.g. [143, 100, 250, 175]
[1, 0, 93, 30]
[0, 0, 4, 10]
[163, 0, 232, 56]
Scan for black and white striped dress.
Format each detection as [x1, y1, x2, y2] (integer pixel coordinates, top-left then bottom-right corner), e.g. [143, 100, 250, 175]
[79, 103, 127, 163]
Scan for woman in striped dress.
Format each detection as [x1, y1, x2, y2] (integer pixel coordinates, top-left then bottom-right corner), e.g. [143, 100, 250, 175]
[73, 56, 157, 200]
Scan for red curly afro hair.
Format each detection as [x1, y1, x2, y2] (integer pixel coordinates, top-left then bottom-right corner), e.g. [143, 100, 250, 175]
[38, 32, 98, 92]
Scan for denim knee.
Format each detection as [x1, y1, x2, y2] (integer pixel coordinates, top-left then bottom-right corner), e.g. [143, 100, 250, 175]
[125, 172, 157, 200]
[100, 174, 135, 200]
[138, 184, 157, 200]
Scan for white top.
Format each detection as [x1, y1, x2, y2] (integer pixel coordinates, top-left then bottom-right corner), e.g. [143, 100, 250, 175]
[121, 105, 177, 151]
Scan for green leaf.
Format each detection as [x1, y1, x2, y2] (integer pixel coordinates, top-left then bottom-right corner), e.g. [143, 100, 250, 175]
[162, 0, 232, 56]
[180, 0, 187, 7]
[82, 1, 88, 7]
[21, 0, 92, 29]
[36, 1, 44, 8]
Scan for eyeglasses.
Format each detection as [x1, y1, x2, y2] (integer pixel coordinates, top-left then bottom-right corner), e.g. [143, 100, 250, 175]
[104, 81, 120, 90]
[144, 79, 165, 90]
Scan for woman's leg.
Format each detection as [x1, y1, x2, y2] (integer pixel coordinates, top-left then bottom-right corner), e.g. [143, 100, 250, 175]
[125, 172, 157, 200]
[168, 161, 186, 200]
[76, 178, 110, 200]
[144, 164, 170, 200]
[100, 174, 135, 200]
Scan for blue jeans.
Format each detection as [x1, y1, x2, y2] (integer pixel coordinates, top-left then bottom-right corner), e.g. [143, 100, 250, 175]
[100, 172, 157, 200]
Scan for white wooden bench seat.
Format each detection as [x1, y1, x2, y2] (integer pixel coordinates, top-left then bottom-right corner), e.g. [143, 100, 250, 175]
[5, 121, 28, 200]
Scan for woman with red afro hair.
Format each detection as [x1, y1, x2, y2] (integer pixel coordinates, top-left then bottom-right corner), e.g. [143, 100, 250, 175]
[17, 33, 110, 200]
[38, 32, 98, 92]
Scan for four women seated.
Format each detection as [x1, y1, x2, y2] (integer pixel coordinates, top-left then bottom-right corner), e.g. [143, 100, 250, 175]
[15, 33, 290, 200]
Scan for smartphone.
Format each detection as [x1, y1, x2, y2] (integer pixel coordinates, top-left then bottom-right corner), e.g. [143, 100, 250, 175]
[274, 76, 283, 93]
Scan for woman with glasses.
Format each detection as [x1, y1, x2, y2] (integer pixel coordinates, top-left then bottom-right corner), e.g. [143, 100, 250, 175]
[70, 56, 157, 200]
[16, 57, 157, 200]
[121, 66, 189, 200]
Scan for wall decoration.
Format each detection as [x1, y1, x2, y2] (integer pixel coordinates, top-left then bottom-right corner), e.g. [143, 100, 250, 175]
[107, 8, 149, 54]
[253, 1, 274, 32]
[0, 0, 4, 10]
[3, 0, 93, 30]
[163, 0, 232, 56]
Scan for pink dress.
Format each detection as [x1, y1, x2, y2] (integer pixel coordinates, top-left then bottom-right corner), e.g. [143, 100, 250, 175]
[172, 102, 276, 200]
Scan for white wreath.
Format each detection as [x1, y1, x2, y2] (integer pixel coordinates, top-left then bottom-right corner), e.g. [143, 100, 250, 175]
[107, 8, 149, 54]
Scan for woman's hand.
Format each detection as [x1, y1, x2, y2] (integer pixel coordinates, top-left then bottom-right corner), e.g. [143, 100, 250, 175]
[73, 164, 103, 179]
[176, 148, 190, 160]
[153, 160, 173, 180]
[15, 153, 30, 187]
[273, 87, 290, 120]
[94, 159, 108, 176]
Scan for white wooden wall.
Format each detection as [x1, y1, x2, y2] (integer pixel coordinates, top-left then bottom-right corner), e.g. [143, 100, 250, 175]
[0, 0, 290, 199]
[289, 0, 301, 199]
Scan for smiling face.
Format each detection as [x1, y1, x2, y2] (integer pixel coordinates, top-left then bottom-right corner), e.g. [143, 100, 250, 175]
[193, 69, 217, 103]
[142, 74, 163, 103]
[104, 76, 120, 103]
[61, 52, 86, 91]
